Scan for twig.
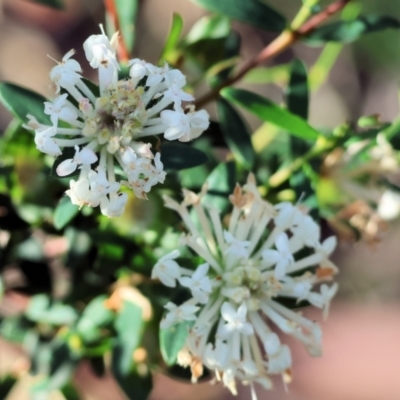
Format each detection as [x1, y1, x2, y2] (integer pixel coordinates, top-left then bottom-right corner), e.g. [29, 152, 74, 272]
[194, 0, 351, 109]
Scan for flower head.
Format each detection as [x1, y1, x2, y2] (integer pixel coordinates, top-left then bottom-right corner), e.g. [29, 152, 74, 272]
[153, 176, 338, 396]
[26, 27, 209, 217]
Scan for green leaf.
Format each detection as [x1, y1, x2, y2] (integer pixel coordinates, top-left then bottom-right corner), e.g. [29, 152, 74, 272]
[26, 295, 78, 325]
[32, 0, 64, 9]
[217, 99, 255, 169]
[0, 376, 17, 399]
[0, 82, 49, 124]
[191, 0, 286, 32]
[286, 59, 312, 159]
[60, 383, 81, 400]
[115, 0, 138, 53]
[53, 197, 79, 230]
[184, 14, 231, 45]
[202, 161, 236, 212]
[221, 88, 319, 141]
[160, 143, 208, 171]
[160, 320, 193, 366]
[113, 371, 152, 400]
[286, 59, 309, 120]
[159, 13, 184, 62]
[77, 296, 114, 343]
[243, 65, 290, 85]
[112, 301, 144, 376]
[306, 15, 400, 45]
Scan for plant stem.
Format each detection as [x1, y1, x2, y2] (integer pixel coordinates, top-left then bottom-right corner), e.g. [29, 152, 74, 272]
[194, 0, 351, 109]
[104, 0, 130, 63]
[268, 137, 338, 188]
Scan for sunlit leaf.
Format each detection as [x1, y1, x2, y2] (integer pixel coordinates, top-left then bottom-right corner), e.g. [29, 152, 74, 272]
[306, 15, 400, 45]
[183, 14, 230, 45]
[160, 13, 184, 63]
[115, 0, 138, 53]
[217, 99, 255, 169]
[0, 82, 49, 124]
[221, 88, 319, 141]
[192, 0, 286, 32]
[53, 197, 79, 230]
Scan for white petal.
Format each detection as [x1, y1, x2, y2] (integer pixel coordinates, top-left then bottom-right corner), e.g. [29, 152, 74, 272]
[56, 159, 78, 176]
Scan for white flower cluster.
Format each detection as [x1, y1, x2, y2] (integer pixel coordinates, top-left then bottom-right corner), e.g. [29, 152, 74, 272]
[25, 27, 209, 217]
[152, 175, 338, 398]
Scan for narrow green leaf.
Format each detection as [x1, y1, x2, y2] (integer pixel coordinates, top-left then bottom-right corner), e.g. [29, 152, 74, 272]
[60, 383, 80, 400]
[0, 82, 49, 124]
[53, 197, 79, 230]
[184, 14, 231, 45]
[112, 301, 143, 376]
[221, 88, 319, 141]
[115, 0, 138, 53]
[160, 320, 193, 366]
[305, 15, 400, 45]
[159, 13, 184, 62]
[217, 99, 255, 169]
[160, 143, 208, 171]
[287, 59, 309, 120]
[243, 65, 290, 85]
[286, 59, 312, 159]
[191, 0, 286, 32]
[32, 0, 64, 9]
[202, 161, 236, 212]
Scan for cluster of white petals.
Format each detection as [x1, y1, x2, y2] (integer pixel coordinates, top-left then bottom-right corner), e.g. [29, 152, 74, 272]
[323, 133, 400, 241]
[153, 174, 338, 398]
[25, 27, 209, 217]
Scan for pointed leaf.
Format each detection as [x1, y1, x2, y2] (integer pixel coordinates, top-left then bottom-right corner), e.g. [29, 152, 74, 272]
[112, 301, 144, 376]
[286, 59, 313, 158]
[184, 14, 230, 45]
[191, 0, 286, 32]
[221, 88, 319, 141]
[160, 143, 208, 171]
[53, 196, 79, 230]
[217, 99, 255, 168]
[160, 320, 193, 366]
[115, 0, 138, 53]
[0, 82, 49, 124]
[305, 15, 400, 45]
[160, 13, 184, 62]
[202, 161, 236, 212]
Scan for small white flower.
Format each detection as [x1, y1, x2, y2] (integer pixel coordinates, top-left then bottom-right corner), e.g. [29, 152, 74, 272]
[161, 301, 199, 329]
[100, 192, 128, 218]
[153, 180, 339, 396]
[44, 93, 78, 127]
[378, 190, 400, 220]
[224, 231, 250, 259]
[27, 27, 209, 217]
[262, 233, 294, 280]
[56, 145, 98, 177]
[152, 250, 182, 287]
[220, 302, 254, 337]
[180, 263, 212, 304]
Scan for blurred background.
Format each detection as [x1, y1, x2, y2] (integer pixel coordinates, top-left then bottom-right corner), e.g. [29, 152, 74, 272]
[1, 0, 400, 399]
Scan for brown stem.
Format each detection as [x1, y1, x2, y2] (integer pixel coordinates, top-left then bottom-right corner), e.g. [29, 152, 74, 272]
[194, 0, 351, 109]
[104, 0, 130, 63]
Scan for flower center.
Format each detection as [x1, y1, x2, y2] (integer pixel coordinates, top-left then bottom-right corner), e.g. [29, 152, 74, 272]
[82, 81, 146, 152]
